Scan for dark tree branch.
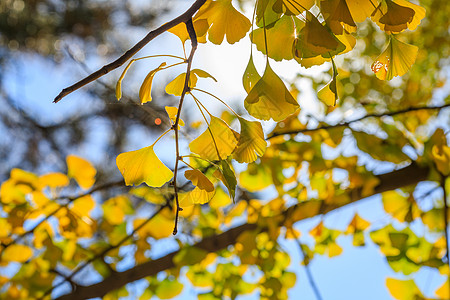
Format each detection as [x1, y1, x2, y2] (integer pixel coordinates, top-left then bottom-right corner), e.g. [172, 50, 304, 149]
[53, 0, 207, 103]
[55, 163, 430, 300]
[268, 103, 450, 139]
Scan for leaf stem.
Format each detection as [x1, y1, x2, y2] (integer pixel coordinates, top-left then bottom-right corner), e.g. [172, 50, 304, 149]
[192, 88, 239, 117]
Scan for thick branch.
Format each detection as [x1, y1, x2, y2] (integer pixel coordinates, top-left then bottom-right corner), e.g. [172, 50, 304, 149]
[53, 0, 206, 103]
[55, 163, 430, 300]
[268, 103, 450, 139]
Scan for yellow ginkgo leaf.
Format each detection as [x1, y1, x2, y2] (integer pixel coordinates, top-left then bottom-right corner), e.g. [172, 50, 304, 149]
[371, 0, 426, 34]
[386, 278, 423, 300]
[168, 19, 209, 44]
[70, 195, 95, 218]
[382, 191, 420, 222]
[244, 62, 299, 122]
[2, 244, 33, 262]
[272, 0, 314, 15]
[179, 186, 216, 205]
[165, 106, 185, 127]
[189, 116, 238, 161]
[320, 0, 374, 34]
[232, 117, 267, 163]
[139, 62, 167, 104]
[435, 280, 450, 299]
[67, 155, 96, 190]
[165, 69, 216, 96]
[294, 12, 346, 59]
[242, 55, 261, 93]
[134, 208, 173, 239]
[251, 16, 303, 61]
[432, 144, 450, 175]
[116, 145, 173, 187]
[185, 169, 215, 192]
[371, 35, 418, 81]
[39, 172, 69, 188]
[194, 0, 251, 44]
[318, 59, 339, 106]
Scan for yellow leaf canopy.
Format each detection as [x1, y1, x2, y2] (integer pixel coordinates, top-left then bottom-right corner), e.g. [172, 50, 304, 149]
[244, 62, 299, 122]
[371, 0, 426, 34]
[194, 0, 251, 44]
[116, 145, 173, 187]
[189, 116, 238, 161]
[371, 35, 418, 80]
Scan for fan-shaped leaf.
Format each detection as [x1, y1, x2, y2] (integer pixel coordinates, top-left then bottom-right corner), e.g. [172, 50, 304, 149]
[233, 117, 267, 163]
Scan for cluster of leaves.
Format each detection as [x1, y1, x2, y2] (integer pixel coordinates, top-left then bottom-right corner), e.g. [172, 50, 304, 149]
[1, 0, 450, 299]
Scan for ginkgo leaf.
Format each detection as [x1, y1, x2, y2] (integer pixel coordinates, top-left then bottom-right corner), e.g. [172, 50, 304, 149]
[134, 208, 173, 239]
[232, 117, 267, 163]
[2, 244, 33, 262]
[386, 278, 423, 300]
[70, 195, 95, 218]
[371, 0, 426, 34]
[165, 69, 216, 96]
[116, 145, 173, 187]
[189, 116, 238, 161]
[371, 35, 418, 81]
[39, 172, 69, 188]
[294, 12, 346, 59]
[244, 62, 299, 122]
[185, 169, 215, 192]
[139, 62, 166, 104]
[346, 213, 370, 246]
[320, 0, 374, 34]
[318, 59, 339, 106]
[256, 0, 281, 27]
[213, 160, 237, 201]
[168, 19, 209, 44]
[435, 280, 450, 299]
[179, 186, 216, 205]
[165, 106, 185, 127]
[67, 155, 96, 190]
[194, 0, 251, 44]
[272, 0, 314, 15]
[242, 55, 261, 93]
[251, 16, 303, 61]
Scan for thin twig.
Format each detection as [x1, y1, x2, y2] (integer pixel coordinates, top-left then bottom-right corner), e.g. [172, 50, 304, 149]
[290, 228, 324, 300]
[268, 103, 450, 139]
[53, 0, 206, 103]
[172, 18, 198, 235]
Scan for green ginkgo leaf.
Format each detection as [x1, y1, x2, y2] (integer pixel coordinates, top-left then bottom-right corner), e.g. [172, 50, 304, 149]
[139, 62, 167, 104]
[213, 160, 237, 201]
[251, 16, 303, 61]
[242, 55, 261, 93]
[233, 117, 267, 163]
[116, 145, 173, 187]
[189, 116, 238, 161]
[318, 59, 339, 106]
[244, 62, 299, 122]
[294, 12, 346, 59]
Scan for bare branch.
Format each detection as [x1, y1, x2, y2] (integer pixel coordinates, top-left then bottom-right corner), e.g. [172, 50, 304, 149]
[53, 0, 207, 103]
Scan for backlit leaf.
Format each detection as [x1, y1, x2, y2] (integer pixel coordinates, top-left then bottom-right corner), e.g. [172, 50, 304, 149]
[165, 69, 216, 96]
[70, 195, 95, 218]
[195, 0, 251, 44]
[214, 160, 237, 201]
[382, 191, 420, 222]
[168, 19, 209, 44]
[39, 172, 69, 188]
[318, 59, 339, 106]
[244, 62, 299, 122]
[67, 155, 96, 190]
[233, 117, 267, 163]
[189, 116, 238, 161]
[371, 0, 426, 34]
[272, 0, 314, 15]
[116, 145, 173, 187]
[371, 35, 418, 81]
[242, 55, 261, 93]
[165, 106, 185, 127]
[185, 169, 215, 192]
[139, 62, 166, 104]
